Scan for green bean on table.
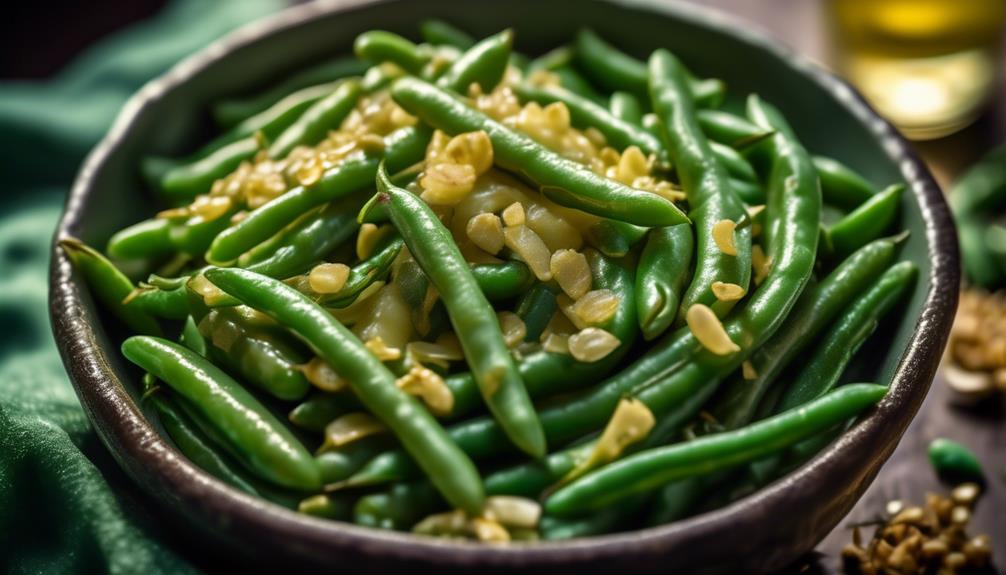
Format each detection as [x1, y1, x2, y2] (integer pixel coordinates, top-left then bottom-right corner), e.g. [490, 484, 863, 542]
[68, 23, 918, 542]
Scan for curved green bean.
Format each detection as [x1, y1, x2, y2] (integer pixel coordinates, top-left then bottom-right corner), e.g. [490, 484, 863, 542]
[391, 77, 688, 227]
[203, 267, 484, 514]
[544, 384, 886, 516]
[363, 164, 545, 458]
[635, 224, 693, 340]
[121, 336, 320, 490]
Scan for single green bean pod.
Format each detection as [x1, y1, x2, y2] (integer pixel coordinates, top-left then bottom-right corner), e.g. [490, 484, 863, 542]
[206, 125, 431, 264]
[198, 307, 312, 401]
[420, 19, 475, 49]
[150, 392, 260, 496]
[354, 30, 431, 74]
[544, 384, 887, 517]
[928, 438, 985, 486]
[437, 29, 513, 94]
[774, 261, 917, 411]
[609, 91, 644, 125]
[390, 77, 689, 228]
[122, 336, 321, 490]
[362, 164, 546, 458]
[812, 155, 877, 210]
[288, 392, 362, 433]
[696, 109, 773, 148]
[243, 198, 362, 280]
[60, 238, 162, 335]
[824, 183, 903, 260]
[635, 224, 693, 340]
[574, 28, 724, 107]
[268, 79, 362, 159]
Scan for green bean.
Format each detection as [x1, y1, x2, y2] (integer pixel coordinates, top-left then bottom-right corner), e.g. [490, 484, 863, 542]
[122, 336, 320, 490]
[268, 80, 362, 159]
[317, 236, 404, 308]
[206, 125, 431, 264]
[540, 494, 649, 539]
[437, 29, 512, 94]
[574, 29, 724, 107]
[243, 198, 362, 280]
[544, 384, 886, 516]
[824, 183, 904, 260]
[609, 91, 644, 125]
[527, 45, 575, 74]
[711, 141, 758, 184]
[445, 249, 637, 418]
[696, 109, 773, 148]
[928, 438, 985, 485]
[156, 138, 260, 205]
[354, 481, 443, 530]
[515, 284, 557, 342]
[198, 307, 311, 401]
[552, 66, 606, 105]
[649, 50, 752, 319]
[345, 251, 637, 485]
[512, 83, 665, 160]
[420, 19, 475, 50]
[146, 80, 346, 191]
[949, 143, 1006, 217]
[709, 235, 902, 429]
[484, 442, 594, 497]
[957, 216, 1004, 288]
[729, 178, 764, 205]
[149, 391, 260, 496]
[354, 30, 431, 74]
[213, 57, 368, 127]
[125, 283, 189, 321]
[106, 218, 174, 260]
[364, 165, 545, 458]
[470, 261, 534, 302]
[775, 262, 917, 411]
[812, 155, 877, 210]
[317, 437, 388, 484]
[109, 201, 239, 260]
[585, 219, 650, 258]
[180, 315, 207, 356]
[288, 392, 362, 433]
[635, 224, 693, 340]
[299, 494, 356, 521]
[60, 238, 162, 335]
[391, 77, 688, 227]
[203, 267, 484, 514]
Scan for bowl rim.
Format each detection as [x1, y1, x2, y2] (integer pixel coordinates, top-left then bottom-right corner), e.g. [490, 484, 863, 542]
[49, 0, 960, 569]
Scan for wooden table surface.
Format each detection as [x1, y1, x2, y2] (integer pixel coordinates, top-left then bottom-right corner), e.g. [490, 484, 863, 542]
[680, 1, 1006, 572]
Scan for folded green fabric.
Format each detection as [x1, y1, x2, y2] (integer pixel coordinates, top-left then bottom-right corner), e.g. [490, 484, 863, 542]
[0, 2, 283, 572]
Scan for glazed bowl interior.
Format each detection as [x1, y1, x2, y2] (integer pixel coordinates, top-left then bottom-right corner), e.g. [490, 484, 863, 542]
[51, 0, 957, 573]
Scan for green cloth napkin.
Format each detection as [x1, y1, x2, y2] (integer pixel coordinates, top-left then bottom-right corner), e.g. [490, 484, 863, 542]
[0, 2, 284, 572]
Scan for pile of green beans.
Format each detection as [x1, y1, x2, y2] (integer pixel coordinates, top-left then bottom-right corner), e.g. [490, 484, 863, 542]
[66, 21, 915, 542]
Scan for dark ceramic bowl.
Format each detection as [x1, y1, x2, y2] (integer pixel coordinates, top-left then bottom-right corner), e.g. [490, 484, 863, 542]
[49, 0, 959, 572]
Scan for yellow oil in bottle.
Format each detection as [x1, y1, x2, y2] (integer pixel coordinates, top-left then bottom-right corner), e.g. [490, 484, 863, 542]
[831, 0, 1005, 140]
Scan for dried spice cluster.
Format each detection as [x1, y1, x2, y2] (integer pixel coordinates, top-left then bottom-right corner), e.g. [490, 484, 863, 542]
[842, 484, 993, 575]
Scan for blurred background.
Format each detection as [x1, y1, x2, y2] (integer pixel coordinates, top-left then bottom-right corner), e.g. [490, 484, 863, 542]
[0, 1, 1002, 573]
